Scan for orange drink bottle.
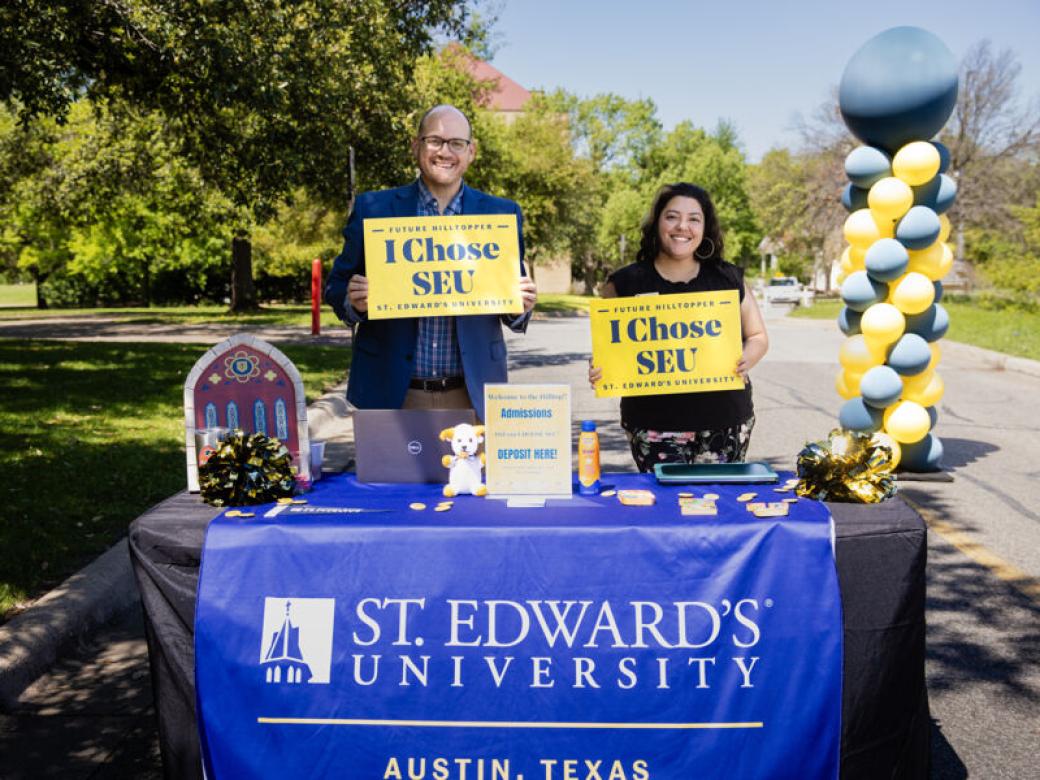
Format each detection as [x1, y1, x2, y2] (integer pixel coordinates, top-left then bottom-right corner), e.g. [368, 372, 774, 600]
[578, 420, 601, 495]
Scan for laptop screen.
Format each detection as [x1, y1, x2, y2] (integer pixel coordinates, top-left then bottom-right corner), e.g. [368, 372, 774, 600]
[353, 408, 478, 483]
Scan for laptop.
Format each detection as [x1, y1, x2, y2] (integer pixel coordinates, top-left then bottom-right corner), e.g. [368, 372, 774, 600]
[353, 408, 478, 483]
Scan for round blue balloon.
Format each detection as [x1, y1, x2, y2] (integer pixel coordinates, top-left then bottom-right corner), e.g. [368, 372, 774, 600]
[932, 141, 951, 173]
[912, 176, 940, 208]
[896, 206, 941, 250]
[932, 173, 957, 214]
[865, 238, 910, 281]
[842, 183, 870, 212]
[838, 306, 863, 336]
[887, 333, 932, 375]
[861, 365, 904, 408]
[845, 146, 891, 188]
[926, 405, 939, 430]
[839, 27, 959, 152]
[900, 433, 944, 472]
[841, 271, 890, 312]
[840, 397, 885, 432]
[933, 280, 943, 303]
[905, 303, 950, 342]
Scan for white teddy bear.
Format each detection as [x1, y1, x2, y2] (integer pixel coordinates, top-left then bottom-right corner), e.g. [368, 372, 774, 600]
[439, 423, 487, 497]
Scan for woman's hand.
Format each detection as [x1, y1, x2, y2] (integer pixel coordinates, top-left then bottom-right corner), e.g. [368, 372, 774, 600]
[589, 361, 603, 388]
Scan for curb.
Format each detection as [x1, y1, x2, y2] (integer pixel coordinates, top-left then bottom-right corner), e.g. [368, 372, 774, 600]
[0, 539, 138, 708]
[940, 340, 1040, 379]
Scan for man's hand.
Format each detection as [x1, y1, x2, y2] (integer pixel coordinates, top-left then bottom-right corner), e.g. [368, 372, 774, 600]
[517, 275, 537, 315]
[348, 275, 369, 313]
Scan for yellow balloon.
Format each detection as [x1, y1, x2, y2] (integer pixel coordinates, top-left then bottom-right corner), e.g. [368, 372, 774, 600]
[884, 400, 931, 444]
[903, 371, 944, 407]
[938, 214, 951, 243]
[836, 369, 864, 399]
[937, 243, 954, 278]
[870, 431, 903, 470]
[839, 334, 885, 373]
[927, 342, 941, 372]
[844, 209, 885, 247]
[868, 177, 914, 221]
[890, 272, 936, 315]
[907, 242, 944, 281]
[841, 245, 866, 273]
[860, 302, 906, 346]
[892, 141, 941, 186]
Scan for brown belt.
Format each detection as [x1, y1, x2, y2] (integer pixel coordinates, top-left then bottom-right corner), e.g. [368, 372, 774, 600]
[409, 376, 465, 393]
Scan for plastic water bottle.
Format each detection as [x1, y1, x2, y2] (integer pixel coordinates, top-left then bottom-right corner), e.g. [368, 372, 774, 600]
[577, 420, 601, 495]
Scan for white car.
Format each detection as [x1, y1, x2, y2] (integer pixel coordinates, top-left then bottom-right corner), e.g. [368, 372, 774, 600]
[764, 276, 803, 305]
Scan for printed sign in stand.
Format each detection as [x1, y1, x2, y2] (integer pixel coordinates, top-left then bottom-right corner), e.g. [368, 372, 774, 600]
[590, 290, 744, 398]
[484, 384, 572, 498]
[363, 215, 523, 319]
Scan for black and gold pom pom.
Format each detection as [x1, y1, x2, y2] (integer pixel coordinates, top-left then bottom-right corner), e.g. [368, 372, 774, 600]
[795, 429, 896, 504]
[199, 430, 297, 507]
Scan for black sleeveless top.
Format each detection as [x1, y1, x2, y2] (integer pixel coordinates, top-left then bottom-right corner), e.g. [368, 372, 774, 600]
[606, 260, 754, 431]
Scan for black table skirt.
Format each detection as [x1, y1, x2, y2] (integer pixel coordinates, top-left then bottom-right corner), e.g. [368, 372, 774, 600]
[129, 492, 928, 780]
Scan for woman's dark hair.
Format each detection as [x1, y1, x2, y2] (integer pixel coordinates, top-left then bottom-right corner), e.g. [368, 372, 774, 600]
[635, 182, 724, 265]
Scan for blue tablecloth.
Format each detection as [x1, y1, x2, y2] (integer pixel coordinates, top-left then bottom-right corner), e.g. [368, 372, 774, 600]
[196, 473, 842, 779]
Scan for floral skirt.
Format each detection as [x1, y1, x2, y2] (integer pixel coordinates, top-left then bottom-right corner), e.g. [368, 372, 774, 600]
[624, 417, 756, 473]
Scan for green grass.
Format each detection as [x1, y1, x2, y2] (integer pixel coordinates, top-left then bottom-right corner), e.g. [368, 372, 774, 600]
[536, 293, 592, 315]
[0, 339, 349, 618]
[0, 284, 36, 307]
[790, 298, 1040, 361]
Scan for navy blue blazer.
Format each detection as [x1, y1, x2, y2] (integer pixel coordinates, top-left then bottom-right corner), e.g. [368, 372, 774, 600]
[325, 181, 527, 420]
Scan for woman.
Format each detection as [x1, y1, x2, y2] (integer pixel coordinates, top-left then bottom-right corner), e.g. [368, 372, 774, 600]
[590, 182, 768, 471]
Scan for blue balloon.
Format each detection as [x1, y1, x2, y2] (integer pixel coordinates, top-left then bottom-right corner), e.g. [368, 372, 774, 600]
[926, 405, 939, 430]
[839, 27, 959, 152]
[861, 365, 904, 408]
[838, 306, 863, 336]
[841, 271, 889, 312]
[932, 141, 951, 173]
[912, 175, 941, 208]
[900, 433, 944, 472]
[887, 333, 932, 375]
[840, 397, 885, 432]
[842, 183, 870, 212]
[845, 146, 891, 188]
[932, 173, 957, 214]
[905, 303, 950, 342]
[896, 206, 941, 250]
[865, 238, 910, 281]
[933, 280, 943, 303]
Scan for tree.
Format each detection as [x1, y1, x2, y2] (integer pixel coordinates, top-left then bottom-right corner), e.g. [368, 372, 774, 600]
[1, 0, 478, 309]
[0, 101, 233, 307]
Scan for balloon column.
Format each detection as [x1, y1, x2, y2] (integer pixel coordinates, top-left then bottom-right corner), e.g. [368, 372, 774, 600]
[835, 27, 958, 472]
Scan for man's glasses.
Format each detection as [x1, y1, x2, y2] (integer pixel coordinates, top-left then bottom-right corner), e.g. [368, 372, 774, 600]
[420, 136, 472, 153]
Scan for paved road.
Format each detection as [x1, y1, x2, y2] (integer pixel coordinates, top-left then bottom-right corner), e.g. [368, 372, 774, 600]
[2, 307, 1038, 777]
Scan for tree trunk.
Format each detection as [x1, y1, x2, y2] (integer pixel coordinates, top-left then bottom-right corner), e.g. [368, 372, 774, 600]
[32, 267, 47, 310]
[230, 234, 257, 312]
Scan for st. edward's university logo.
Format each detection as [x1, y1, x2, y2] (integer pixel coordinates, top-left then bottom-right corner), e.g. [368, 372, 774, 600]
[260, 597, 335, 684]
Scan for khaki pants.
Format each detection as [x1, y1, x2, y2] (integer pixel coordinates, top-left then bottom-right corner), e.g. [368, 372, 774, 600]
[402, 386, 477, 419]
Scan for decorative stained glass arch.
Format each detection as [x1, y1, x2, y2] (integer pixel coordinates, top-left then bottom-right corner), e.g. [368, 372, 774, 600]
[183, 334, 311, 491]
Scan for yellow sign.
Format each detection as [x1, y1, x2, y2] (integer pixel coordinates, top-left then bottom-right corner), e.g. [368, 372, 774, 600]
[590, 290, 744, 398]
[484, 384, 572, 497]
[362, 215, 523, 319]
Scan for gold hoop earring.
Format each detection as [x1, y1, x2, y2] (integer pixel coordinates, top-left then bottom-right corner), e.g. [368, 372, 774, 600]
[695, 237, 716, 260]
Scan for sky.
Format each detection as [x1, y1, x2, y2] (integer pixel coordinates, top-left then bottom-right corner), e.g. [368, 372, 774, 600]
[487, 0, 1040, 162]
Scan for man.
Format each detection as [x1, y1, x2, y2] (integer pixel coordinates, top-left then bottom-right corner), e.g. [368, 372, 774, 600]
[325, 104, 537, 421]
